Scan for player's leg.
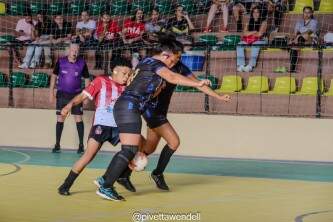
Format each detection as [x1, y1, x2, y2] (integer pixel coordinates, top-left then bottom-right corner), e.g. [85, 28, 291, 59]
[72, 102, 84, 154]
[58, 138, 102, 195]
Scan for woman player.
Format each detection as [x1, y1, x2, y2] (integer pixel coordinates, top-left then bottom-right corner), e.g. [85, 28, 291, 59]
[95, 33, 211, 201]
[57, 59, 132, 195]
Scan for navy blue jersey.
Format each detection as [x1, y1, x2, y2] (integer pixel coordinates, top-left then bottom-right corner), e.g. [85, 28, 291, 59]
[123, 57, 167, 106]
[150, 61, 193, 115]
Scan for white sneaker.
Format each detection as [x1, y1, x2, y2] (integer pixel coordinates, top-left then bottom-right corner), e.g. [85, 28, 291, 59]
[18, 63, 28, 69]
[243, 65, 253, 72]
[237, 65, 245, 72]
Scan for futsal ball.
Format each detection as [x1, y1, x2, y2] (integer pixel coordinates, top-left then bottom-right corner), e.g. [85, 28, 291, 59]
[131, 152, 148, 172]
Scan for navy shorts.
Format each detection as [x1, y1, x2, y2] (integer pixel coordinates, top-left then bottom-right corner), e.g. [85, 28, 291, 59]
[88, 125, 120, 146]
[143, 107, 169, 129]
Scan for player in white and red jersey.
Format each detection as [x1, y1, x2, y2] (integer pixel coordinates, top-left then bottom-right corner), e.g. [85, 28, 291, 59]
[57, 59, 132, 196]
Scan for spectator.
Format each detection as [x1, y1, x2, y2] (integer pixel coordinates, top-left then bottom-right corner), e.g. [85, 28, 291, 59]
[204, 0, 229, 32]
[73, 10, 97, 50]
[165, 5, 195, 44]
[232, 0, 256, 32]
[50, 15, 72, 46]
[267, 0, 288, 32]
[95, 11, 121, 70]
[49, 43, 90, 154]
[144, 8, 165, 42]
[13, 10, 37, 64]
[290, 6, 318, 73]
[122, 9, 146, 68]
[236, 6, 268, 72]
[19, 12, 52, 69]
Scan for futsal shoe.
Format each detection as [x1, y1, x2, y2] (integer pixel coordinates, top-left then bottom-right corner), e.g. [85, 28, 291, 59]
[151, 171, 170, 191]
[117, 177, 136, 192]
[52, 144, 61, 153]
[58, 184, 70, 196]
[96, 186, 125, 201]
[77, 144, 84, 154]
[94, 176, 105, 188]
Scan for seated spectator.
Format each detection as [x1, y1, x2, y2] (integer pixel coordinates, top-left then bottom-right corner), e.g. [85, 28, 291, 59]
[290, 6, 318, 73]
[267, 0, 288, 32]
[19, 11, 52, 69]
[232, 0, 256, 32]
[13, 10, 37, 64]
[73, 10, 97, 50]
[236, 6, 268, 72]
[204, 0, 229, 32]
[165, 5, 194, 44]
[144, 8, 165, 42]
[122, 9, 146, 68]
[95, 11, 122, 69]
[50, 15, 72, 45]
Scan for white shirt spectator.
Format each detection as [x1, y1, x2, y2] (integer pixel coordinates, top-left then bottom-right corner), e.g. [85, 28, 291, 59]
[15, 18, 37, 41]
[76, 19, 96, 31]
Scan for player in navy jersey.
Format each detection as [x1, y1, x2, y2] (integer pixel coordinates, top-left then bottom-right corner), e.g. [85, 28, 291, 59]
[107, 60, 231, 192]
[95, 33, 211, 201]
[49, 43, 90, 154]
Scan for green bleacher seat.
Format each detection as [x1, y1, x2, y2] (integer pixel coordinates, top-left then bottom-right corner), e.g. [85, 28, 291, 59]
[0, 2, 6, 15]
[30, 2, 44, 15]
[177, 0, 196, 14]
[30, 72, 49, 88]
[215, 75, 242, 93]
[0, 72, 7, 87]
[68, 1, 85, 15]
[131, 0, 153, 14]
[10, 72, 26, 87]
[110, 0, 128, 15]
[318, 0, 333, 13]
[7, 2, 28, 15]
[241, 76, 269, 94]
[268, 77, 296, 95]
[155, 0, 173, 15]
[0, 35, 16, 44]
[176, 74, 218, 92]
[324, 79, 333, 96]
[89, 2, 106, 16]
[291, 0, 314, 14]
[295, 77, 323, 95]
[199, 35, 218, 46]
[48, 2, 66, 15]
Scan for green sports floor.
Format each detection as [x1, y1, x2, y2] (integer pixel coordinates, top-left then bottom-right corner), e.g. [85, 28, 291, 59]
[1, 147, 333, 222]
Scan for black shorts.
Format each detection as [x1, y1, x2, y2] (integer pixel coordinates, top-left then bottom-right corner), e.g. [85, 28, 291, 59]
[88, 125, 120, 146]
[113, 96, 143, 134]
[143, 106, 169, 129]
[56, 91, 83, 115]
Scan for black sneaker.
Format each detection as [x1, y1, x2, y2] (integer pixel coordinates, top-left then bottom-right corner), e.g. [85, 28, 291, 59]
[117, 177, 136, 192]
[77, 144, 84, 154]
[151, 171, 169, 191]
[52, 144, 61, 153]
[58, 184, 70, 196]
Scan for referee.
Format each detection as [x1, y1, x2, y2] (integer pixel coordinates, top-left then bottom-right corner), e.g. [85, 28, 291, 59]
[49, 43, 90, 154]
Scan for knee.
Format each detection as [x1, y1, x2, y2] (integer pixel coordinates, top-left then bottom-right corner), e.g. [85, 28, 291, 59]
[169, 136, 180, 151]
[121, 145, 139, 161]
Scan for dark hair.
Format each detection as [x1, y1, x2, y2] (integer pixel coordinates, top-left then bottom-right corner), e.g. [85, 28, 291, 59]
[303, 6, 314, 19]
[81, 10, 89, 15]
[151, 32, 184, 55]
[248, 6, 265, 32]
[131, 9, 144, 21]
[152, 8, 160, 14]
[110, 57, 132, 72]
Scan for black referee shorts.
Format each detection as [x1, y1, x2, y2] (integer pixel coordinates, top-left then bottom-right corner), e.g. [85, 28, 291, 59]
[56, 91, 83, 115]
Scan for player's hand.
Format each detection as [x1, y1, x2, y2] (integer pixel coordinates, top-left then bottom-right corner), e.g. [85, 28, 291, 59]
[61, 104, 71, 118]
[197, 79, 211, 87]
[128, 160, 137, 171]
[219, 94, 231, 102]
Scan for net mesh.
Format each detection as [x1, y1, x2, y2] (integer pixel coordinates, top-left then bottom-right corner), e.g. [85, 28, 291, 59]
[0, 0, 333, 117]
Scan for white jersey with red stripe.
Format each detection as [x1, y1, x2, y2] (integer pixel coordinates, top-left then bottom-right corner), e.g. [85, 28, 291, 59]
[83, 76, 125, 127]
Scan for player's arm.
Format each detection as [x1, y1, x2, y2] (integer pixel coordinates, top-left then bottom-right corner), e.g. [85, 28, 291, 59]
[61, 93, 89, 117]
[189, 75, 231, 102]
[157, 67, 210, 88]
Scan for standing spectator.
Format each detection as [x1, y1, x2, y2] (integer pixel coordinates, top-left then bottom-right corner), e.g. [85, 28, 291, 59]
[49, 43, 90, 154]
[165, 5, 195, 44]
[19, 12, 52, 69]
[144, 8, 165, 42]
[236, 6, 268, 72]
[73, 10, 97, 50]
[95, 11, 121, 70]
[122, 9, 146, 68]
[50, 15, 72, 52]
[267, 0, 288, 32]
[13, 10, 37, 64]
[204, 0, 229, 32]
[232, 0, 256, 32]
[290, 6, 318, 73]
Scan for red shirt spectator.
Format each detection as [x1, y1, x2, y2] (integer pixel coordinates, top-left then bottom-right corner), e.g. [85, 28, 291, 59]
[96, 19, 120, 41]
[123, 18, 145, 39]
